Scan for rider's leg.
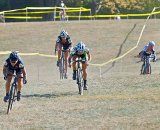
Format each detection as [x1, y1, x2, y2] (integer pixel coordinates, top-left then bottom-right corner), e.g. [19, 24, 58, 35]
[4, 75, 12, 102]
[17, 73, 23, 101]
[57, 44, 62, 66]
[146, 56, 150, 74]
[72, 56, 77, 80]
[82, 63, 88, 90]
[5, 75, 12, 94]
[140, 51, 144, 61]
[64, 50, 69, 73]
[64, 50, 69, 78]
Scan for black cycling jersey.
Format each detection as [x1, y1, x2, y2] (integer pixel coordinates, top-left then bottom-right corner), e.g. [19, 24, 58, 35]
[4, 57, 24, 75]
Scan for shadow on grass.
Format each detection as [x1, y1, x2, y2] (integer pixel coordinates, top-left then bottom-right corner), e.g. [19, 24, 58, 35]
[102, 24, 137, 75]
[22, 92, 77, 99]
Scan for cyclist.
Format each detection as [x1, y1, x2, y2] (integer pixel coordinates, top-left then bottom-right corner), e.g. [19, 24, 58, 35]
[68, 41, 91, 90]
[3, 51, 27, 102]
[59, 0, 67, 20]
[139, 41, 156, 62]
[55, 30, 72, 78]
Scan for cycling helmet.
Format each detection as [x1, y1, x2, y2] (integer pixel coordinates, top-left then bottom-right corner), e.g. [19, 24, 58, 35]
[60, 30, 68, 38]
[76, 41, 86, 53]
[9, 51, 18, 62]
[149, 41, 155, 46]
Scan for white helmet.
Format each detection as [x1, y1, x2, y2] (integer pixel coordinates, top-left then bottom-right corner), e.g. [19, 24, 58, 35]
[76, 41, 86, 53]
[60, 30, 68, 38]
[149, 41, 155, 46]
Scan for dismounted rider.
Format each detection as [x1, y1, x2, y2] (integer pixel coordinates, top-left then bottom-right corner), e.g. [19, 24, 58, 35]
[139, 41, 156, 62]
[3, 51, 27, 102]
[60, 0, 66, 13]
[68, 41, 91, 90]
[55, 30, 72, 79]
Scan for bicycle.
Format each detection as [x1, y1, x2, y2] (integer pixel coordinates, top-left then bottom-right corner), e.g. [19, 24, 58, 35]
[59, 49, 67, 79]
[141, 55, 152, 75]
[7, 74, 18, 114]
[75, 57, 84, 95]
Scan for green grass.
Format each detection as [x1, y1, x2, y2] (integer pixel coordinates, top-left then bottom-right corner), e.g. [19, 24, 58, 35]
[0, 20, 160, 130]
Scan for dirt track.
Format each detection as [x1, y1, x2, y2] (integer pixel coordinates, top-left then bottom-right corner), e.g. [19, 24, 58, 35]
[0, 20, 160, 130]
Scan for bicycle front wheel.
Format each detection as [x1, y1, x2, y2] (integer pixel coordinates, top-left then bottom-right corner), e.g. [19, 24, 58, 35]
[7, 85, 16, 114]
[77, 69, 83, 95]
[59, 57, 65, 79]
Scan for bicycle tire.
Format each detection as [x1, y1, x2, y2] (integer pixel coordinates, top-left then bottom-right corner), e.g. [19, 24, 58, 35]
[77, 68, 83, 95]
[10, 86, 17, 110]
[59, 57, 65, 79]
[7, 84, 16, 114]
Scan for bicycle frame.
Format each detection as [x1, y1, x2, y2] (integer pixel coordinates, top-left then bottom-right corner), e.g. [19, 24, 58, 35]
[75, 57, 84, 95]
[7, 75, 17, 114]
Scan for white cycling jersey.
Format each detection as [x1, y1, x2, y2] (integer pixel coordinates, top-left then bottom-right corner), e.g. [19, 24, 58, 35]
[142, 44, 155, 53]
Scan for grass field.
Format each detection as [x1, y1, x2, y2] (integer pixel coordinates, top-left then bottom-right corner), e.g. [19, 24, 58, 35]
[0, 19, 160, 130]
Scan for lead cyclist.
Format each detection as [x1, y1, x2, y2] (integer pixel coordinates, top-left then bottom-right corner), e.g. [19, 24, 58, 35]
[68, 41, 91, 90]
[3, 51, 27, 102]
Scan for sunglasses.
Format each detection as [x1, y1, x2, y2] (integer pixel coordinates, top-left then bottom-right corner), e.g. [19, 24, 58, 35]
[10, 60, 17, 63]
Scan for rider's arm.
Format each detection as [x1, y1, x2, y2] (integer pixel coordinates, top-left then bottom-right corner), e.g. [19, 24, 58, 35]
[152, 48, 156, 61]
[152, 47, 155, 54]
[67, 37, 72, 49]
[3, 66, 7, 78]
[3, 61, 8, 78]
[68, 55, 72, 64]
[55, 42, 58, 55]
[87, 52, 91, 62]
[22, 67, 27, 79]
[55, 37, 61, 52]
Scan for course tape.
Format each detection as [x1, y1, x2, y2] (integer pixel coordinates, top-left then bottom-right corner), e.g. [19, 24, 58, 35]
[1, 6, 160, 20]
[4, 16, 42, 19]
[0, 51, 102, 66]
[4, 9, 90, 15]
[0, 51, 57, 58]
[3, 16, 92, 19]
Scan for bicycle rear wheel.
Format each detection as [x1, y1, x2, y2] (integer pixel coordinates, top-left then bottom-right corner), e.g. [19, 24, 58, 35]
[7, 85, 16, 114]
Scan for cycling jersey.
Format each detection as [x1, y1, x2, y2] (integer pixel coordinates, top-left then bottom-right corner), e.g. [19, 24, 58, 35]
[139, 43, 156, 62]
[142, 44, 155, 55]
[4, 56, 24, 75]
[70, 47, 89, 61]
[56, 36, 72, 50]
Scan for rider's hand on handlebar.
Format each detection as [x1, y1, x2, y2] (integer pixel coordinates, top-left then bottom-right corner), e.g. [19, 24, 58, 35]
[4, 76, 7, 80]
[23, 78, 27, 84]
[86, 61, 89, 66]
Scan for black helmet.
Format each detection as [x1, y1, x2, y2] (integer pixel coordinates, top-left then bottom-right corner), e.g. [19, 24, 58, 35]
[9, 51, 18, 62]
